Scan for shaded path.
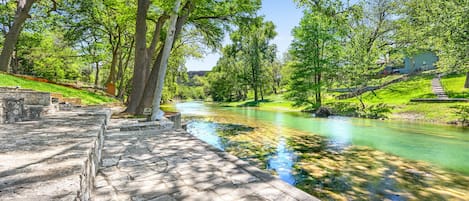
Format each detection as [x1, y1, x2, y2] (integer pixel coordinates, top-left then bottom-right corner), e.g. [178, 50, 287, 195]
[92, 119, 318, 201]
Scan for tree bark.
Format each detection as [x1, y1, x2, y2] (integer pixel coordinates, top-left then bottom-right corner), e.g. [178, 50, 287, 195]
[144, 15, 168, 82]
[135, 45, 164, 114]
[117, 38, 134, 99]
[150, 0, 181, 121]
[105, 31, 121, 85]
[0, 0, 35, 72]
[465, 72, 469, 89]
[135, 1, 193, 115]
[94, 62, 100, 88]
[126, 0, 150, 114]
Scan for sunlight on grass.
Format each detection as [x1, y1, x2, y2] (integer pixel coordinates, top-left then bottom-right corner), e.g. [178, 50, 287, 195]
[0, 73, 117, 105]
[359, 74, 435, 104]
[441, 74, 469, 98]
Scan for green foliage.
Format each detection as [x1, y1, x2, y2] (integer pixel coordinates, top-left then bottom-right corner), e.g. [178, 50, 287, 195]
[396, 0, 468, 73]
[452, 105, 469, 125]
[208, 17, 277, 102]
[286, 1, 347, 108]
[359, 103, 392, 119]
[18, 32, 84, 81]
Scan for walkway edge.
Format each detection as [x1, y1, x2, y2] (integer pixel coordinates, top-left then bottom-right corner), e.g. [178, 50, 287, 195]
[180, 129, 320, 201]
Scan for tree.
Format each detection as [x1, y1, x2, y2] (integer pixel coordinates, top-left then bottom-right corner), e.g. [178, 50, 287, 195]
[127, 0, 261, 114]
[338, 0, 397, 109]
[0, 0, 36, 72]
[397, 0, 468, 88]
[150, 0, 180, 120]
[286, 1, 346, 109]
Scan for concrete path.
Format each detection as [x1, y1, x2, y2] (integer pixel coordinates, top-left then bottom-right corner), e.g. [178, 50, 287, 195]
[431, 77, 448, 99]
[92, 119, 318, 201]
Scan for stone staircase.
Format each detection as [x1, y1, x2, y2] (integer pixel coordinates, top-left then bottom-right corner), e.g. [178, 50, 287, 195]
[0, 87, 83, 124]
[431, 77, 448, 99]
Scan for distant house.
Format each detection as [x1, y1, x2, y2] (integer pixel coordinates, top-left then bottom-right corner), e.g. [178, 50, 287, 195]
[382, 52, 438, 75]
[400, 52, 438, 74]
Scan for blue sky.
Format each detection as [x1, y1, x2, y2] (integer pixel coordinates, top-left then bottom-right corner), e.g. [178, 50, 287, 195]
[185, 0, 303, 71]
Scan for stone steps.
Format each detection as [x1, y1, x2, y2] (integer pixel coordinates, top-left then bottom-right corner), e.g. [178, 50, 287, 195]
[431, 77, 448, 99]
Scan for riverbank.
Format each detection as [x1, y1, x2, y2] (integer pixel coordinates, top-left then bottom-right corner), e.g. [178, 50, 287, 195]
[213, 74, 469, 126]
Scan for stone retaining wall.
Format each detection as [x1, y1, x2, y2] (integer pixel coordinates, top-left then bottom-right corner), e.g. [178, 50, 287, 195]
[0, 91, 51, 106]
[0, 108, 111, 201]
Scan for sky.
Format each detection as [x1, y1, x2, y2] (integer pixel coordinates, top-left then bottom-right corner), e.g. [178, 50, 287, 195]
[185, 0, 303, 71]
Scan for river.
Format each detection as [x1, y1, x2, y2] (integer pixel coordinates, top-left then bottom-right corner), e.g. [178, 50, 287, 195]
[163, 101, 469, 200]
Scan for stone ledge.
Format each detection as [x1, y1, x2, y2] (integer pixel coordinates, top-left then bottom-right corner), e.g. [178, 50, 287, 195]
[0, 107, 110, 201]
[410, 98, 469, 103]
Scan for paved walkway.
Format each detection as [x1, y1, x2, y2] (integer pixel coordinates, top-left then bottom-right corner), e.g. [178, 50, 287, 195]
[92, 119, 318, 201]
[431, 77, 448, 99]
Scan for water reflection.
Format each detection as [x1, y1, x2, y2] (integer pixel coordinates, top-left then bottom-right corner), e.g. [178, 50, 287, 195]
[267, 138, 297, 185]
[326, 117, 352, 151]
[186, 121, 225, 150]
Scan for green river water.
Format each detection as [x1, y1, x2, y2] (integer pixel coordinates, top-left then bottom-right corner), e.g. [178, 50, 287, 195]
[163, 102, 469, 200]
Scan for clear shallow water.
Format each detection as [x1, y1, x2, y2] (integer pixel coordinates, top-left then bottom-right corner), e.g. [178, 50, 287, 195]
[164, 101, 469, 200]
[168, 101, 469, 175]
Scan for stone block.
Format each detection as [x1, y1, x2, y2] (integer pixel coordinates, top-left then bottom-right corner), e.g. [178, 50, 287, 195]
[0, 91, 51, 106]
[59, 102, 73, 111]
[2, 98, 25, 123]
[24, 105, 44, 120]
[165, 112, 181, 129]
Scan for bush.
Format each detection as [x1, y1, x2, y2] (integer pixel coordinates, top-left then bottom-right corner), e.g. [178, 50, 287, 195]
[325, 102, 360, 116]
[360, 103, 392, 119]
[452, 105, 469, 126]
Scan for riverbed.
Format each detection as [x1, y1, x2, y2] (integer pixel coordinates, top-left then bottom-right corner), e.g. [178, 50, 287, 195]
[163, 102, 469, 200]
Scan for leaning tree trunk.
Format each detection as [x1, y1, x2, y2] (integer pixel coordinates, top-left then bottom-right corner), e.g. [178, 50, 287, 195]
[0, 0, 35, 72]
[150, 0, 181, 121]
[135, 3, 192, 115]
[126, 0, 150, 114]
[465, 72, 469, 89]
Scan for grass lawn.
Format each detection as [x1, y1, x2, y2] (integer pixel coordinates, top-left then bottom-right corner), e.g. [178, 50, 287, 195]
[441, 74, 469, 98]
[218, 94, 303, 111]
[358, 74, 435, 104]
[0, 73, 117, 105]
[338, 74, 468, 123]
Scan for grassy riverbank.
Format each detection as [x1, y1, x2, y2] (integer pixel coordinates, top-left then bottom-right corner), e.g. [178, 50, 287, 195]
[0, 73, 117, 105]
[217, 74, 469, 125]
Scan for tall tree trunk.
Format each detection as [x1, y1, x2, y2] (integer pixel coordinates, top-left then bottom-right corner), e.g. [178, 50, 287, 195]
[126, 0, 150, 114]
[117, 38, 134, 99]
[105, 46, 119, 85]
[0, 0, 35, 72]
[465, 72, 469, 88]
[135, 1, 193, 115]
[150, 0, 181, 121]
[136, 45, 164, 114]
[105, 31, 121, 85]
[94, 62, 100, 88]
[144, 15, 168, 82]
